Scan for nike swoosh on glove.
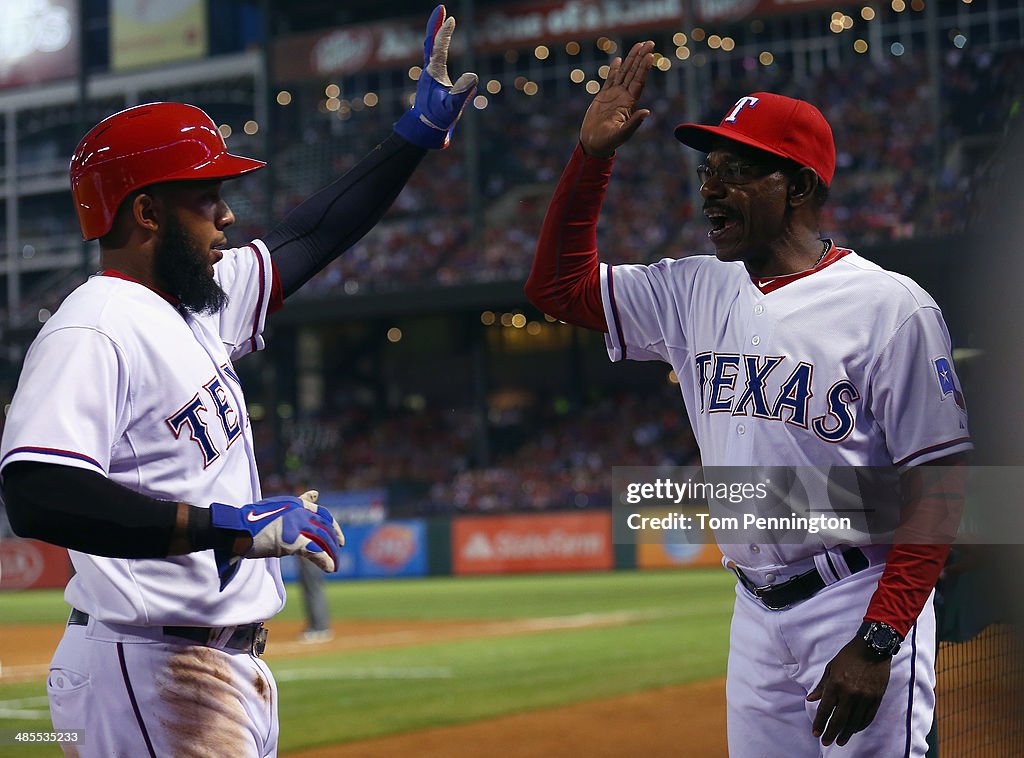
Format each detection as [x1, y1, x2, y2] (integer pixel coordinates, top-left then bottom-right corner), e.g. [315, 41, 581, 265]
[394, 4, 478, 149]
[210, 495, 344, 591]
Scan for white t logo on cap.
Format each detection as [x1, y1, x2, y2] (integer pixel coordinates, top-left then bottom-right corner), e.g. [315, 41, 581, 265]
[724, 96, 760, 123]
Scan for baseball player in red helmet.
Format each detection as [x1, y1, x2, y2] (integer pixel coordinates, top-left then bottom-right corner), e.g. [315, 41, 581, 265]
[0, 7, 475, 757]
[527, 42, 969, 755]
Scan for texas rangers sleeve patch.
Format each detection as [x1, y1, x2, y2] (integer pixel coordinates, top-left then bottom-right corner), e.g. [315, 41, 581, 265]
[933, 357, 966, 411]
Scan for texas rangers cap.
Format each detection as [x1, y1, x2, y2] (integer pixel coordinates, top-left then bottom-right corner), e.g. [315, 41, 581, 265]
[674, 92, 836, 186]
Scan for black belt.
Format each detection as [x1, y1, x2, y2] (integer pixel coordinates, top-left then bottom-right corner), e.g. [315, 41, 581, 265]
[67, 609, 268, 657]
[730, 547, 869, 611]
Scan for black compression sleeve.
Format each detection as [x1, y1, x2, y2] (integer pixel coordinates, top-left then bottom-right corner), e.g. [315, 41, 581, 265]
[1, 462, 232, 558]
[264, 132, 427, 297]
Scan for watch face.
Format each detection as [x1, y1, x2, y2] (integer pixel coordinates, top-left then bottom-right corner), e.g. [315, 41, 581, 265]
[867, 624, 901, 655]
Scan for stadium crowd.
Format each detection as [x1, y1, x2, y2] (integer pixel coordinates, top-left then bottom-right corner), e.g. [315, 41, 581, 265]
[255, 384, 699, 515]
[266, 46, 1022, 297]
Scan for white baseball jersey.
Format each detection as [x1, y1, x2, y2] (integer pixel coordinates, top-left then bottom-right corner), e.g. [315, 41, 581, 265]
[601, 246, 972, 569]
[0, 240, 281, 626]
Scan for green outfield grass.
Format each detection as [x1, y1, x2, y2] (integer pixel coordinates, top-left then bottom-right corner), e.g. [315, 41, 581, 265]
[0, 569, 735, 756]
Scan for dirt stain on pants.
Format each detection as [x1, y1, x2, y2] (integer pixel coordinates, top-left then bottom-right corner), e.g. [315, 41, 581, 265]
[157, 646, 254, 758]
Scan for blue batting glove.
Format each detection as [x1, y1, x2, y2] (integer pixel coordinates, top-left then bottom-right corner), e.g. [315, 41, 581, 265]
[210, 491, 344, 591]
[394, 4, 478, 149]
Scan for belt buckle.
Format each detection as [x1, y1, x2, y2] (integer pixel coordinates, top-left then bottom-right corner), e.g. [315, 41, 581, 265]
[750, 583, 788, 610]
[252, 626, 268, 657]
[756, 588, 791, 611]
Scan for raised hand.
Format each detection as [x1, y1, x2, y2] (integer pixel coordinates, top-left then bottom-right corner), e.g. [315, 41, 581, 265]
[210, 494, 344, 591]
[394, 5, 479, 149]
[580, 41, 655, 158]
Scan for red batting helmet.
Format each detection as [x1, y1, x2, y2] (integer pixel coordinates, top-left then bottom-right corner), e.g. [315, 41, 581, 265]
[70, 102, 266, 240]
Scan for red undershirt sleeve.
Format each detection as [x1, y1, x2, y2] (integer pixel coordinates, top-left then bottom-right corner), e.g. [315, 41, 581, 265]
[268, 263, 285, 315]
[864, 542, 951, 638]
[864, 456, 966, 637]
[524, 143, 612, 333]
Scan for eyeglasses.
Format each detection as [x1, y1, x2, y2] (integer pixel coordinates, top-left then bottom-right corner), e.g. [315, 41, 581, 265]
[696, 162, 780, 185]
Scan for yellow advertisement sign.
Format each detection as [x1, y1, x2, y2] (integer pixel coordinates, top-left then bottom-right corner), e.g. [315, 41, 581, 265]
[634, 507, 723, 569]
[111, 0, 207, 71]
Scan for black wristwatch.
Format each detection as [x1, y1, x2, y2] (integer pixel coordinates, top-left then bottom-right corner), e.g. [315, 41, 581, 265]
[858, 621, 903, 659]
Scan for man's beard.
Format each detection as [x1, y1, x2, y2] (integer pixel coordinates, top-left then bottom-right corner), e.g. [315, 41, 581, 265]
[154, 215, 229, 315]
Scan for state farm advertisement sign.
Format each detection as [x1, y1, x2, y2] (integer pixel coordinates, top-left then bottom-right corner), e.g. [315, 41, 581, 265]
[453, 513, 612, 575]
[0, 539, 71, 590]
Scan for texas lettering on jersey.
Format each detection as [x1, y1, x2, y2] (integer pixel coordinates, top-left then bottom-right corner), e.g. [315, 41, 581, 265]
[695, 351, 858, 443]
[165, 364, 244, 467]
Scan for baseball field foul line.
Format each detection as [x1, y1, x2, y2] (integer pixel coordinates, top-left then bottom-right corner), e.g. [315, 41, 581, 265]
[270, 608, 693, 656]
[276, 667, 454, 681]
[0, 696, 51, 720]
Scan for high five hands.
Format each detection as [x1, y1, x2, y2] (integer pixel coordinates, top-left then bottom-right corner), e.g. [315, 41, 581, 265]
[580, 41, 656, 158]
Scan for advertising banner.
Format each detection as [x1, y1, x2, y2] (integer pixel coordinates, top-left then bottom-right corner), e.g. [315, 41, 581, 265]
[274, 0, 682, 81]
[0, 538, 71, 590]
[280, 519, 426, 581]
[453, 512, 612, 575]
[693, 0, 845, 24]
[111, 0, 207, 71]
[316, 488, 388, 525]
[637, 539, 723, 570]
[0, 0, 78, 90]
